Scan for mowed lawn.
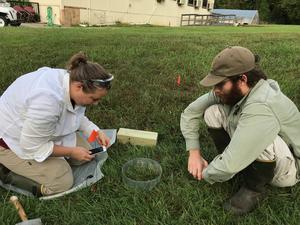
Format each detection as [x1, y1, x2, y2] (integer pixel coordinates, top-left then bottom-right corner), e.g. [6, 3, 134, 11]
[0, 25, 300, 225]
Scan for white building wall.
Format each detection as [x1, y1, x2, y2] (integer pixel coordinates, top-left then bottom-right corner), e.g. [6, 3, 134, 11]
[80, 0, 215, 26]
[29, 0, 62, 25]
[31, 0, 214, 26]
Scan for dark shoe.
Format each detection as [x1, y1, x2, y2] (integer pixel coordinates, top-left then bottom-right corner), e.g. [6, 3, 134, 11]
[3, 172, 43, 197]
[207, 127, 231, 154]
[0, 164, 10, 182]
[224, 160, 276, 215]
[243, 160, 276, 192]
[223, 186, 264, 215]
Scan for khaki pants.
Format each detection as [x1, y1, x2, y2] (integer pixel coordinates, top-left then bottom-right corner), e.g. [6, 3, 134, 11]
[0, 133, 91, 196]
[204, 105, 299, 187]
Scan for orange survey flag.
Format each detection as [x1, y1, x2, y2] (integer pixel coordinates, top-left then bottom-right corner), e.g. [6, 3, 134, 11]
[176, 75, 181, 86]
[88, 130, 98, 143]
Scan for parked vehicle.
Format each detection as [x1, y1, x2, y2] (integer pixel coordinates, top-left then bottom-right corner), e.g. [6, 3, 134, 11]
[0, 0, 21, 27]
[13, 5, 39, 23]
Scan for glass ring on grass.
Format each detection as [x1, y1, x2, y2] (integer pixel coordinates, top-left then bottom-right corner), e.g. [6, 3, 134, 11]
[122, 158, 162, 191]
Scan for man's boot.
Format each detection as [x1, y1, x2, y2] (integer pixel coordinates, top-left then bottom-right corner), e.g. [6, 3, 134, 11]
[3, 171, 43, 197]
[208, 127, 231, 154]
[223, 160, 276, 215]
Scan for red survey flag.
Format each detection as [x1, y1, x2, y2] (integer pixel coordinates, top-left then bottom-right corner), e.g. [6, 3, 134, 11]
[88, 130, 98, 143]
[177, 75, 181, 86]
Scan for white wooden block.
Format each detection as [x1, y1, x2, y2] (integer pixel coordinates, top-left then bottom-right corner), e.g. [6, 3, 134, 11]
[117, 128, 158, 146]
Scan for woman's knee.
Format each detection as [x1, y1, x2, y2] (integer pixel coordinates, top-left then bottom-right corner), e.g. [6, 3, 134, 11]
[42, 160, 74, 195]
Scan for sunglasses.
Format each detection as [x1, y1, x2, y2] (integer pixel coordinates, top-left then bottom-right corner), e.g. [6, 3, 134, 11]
[214, 75, 243, 89]
[214, 78, 230, 89]
[85, 75, 114, 90]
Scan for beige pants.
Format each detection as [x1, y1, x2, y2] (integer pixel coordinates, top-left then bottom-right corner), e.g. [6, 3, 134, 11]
[0, 133, 91, 195]
[204, 105, 299, 187]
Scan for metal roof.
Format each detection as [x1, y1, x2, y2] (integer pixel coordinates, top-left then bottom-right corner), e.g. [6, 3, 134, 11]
[212, 9, 259, 24]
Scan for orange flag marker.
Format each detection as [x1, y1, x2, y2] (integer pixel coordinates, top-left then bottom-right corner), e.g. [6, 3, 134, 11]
[176, 75, 181, 86]
[88, 130, 98, 143]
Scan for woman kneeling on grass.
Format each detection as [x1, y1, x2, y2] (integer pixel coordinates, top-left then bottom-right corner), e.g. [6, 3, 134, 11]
[0, 52, 113, 196]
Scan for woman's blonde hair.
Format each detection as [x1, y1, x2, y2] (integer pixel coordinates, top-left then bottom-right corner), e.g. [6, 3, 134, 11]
[67, 52, 112, 93]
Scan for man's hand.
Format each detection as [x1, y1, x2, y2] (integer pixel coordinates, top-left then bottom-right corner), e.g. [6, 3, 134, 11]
[188, 149, 208, 180]
[96, 130, 110, 147]
[70, 147, 95, 161]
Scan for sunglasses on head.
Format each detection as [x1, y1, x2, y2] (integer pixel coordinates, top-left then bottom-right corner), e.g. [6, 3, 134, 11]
[85, 75, 114, 90]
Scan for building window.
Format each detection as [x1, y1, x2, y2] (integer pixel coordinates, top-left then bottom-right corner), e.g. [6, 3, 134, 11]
[188, 0, 200, 7]
[188, 0, 194, 6]
[202, 0, 207, 8]
[177, 0, 186, 6]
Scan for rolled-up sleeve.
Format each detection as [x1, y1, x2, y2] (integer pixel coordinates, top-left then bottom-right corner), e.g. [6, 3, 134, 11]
[79, 116, 100, 137]
[203, 103, 280, 184]
[20, 90, 61, 162]
[180, 91, 218, 151]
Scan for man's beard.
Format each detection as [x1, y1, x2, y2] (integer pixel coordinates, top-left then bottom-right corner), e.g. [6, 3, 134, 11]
[218, 82, 244, 106]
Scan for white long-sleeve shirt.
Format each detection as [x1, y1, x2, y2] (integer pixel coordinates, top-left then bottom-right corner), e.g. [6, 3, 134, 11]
[0, 67, 99, 162]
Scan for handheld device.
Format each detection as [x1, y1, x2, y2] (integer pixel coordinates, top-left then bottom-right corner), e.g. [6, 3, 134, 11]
[89, 146, 107, 154]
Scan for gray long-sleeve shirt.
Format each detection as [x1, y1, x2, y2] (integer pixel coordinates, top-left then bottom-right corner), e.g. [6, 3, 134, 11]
[180, 79, 300, 184]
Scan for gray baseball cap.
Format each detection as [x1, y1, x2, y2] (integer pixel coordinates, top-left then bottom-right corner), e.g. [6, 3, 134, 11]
[200, 46, 256, 87]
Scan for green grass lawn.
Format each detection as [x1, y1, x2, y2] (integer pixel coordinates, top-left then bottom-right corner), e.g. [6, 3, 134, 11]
[0, 25, 300, 225]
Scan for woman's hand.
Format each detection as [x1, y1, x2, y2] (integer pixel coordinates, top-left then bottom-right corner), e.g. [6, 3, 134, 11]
[70, 147, 95, 161]
[96, 130, 110, 147]
[188, 149, 208, 180]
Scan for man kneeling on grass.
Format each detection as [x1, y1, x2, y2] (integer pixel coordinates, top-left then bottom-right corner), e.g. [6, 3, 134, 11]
[180, 46, 300, 215]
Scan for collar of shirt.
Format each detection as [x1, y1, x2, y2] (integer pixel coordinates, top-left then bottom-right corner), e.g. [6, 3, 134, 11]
[63, 73, 81, 113]
[230, 79, 265, 115]
[232, 90, 250, 115]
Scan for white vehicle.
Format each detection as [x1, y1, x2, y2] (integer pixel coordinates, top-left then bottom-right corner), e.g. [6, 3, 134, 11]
[0, 0, 21, 27]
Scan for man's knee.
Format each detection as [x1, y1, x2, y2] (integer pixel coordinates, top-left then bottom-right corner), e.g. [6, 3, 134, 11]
[266, 136, 299, 187]
[204, 105, 225, 128]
